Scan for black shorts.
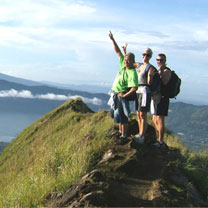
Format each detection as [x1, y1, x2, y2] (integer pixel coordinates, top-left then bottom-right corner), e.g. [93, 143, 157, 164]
[151, 96, 169, 116]
[135, 92, 151, 112]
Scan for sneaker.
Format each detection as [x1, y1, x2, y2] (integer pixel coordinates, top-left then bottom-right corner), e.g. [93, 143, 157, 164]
[117, 136, 128, 145]
[153, 141, 168, 149]
[133, 135, 145, 144]
[134, 134, 141, 139]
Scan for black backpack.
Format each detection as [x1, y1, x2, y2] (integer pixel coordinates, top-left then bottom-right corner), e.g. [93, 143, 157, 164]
[142, 63, 161, 93]
[161, 68, 181, 98]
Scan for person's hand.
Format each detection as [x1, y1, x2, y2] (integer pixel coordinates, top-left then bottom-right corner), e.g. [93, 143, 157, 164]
[118, 92, 125, 97]
[121, 43, 128, 54]
[109, 30, 114, 40]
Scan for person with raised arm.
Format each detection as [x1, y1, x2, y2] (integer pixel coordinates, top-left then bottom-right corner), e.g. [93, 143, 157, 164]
[109, 31, 138, 145]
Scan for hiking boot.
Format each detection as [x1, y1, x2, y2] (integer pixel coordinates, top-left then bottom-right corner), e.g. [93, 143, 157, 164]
[153, 141, 168, 149]
[133, 135, 145, 144]
[117, 136, 129, 145]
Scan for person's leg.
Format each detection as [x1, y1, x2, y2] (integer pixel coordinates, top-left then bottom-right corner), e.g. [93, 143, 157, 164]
[152, 115, 159, 143]
[116, 97, 129, 144]
[152, 115, 156, 128]
[140, 111, 147, 136]
[121, 123, 128, 137]
[136, 111, 141, 135]
[133, 111, 146, 144]
[119, 123, 122, 134]
[152, 115, 160, 132]
[156, 116, 165, 142]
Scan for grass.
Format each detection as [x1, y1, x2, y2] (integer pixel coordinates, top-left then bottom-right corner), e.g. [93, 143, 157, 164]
[0, 99, 115, 207]
[163, 126, 208, 204]
[0, 99, 208, 206]
[183, 149, 208, 202]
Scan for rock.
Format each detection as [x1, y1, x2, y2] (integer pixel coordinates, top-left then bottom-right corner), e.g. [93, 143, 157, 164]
[99, 149, 115, 164]
[81, 169, 103, 182]
[46, 117, 206, 207]
[79, 190, 106, 206]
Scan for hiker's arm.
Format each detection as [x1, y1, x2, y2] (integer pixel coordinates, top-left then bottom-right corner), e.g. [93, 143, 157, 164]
[162, 68, 172, 85]
[147, 66, 155, 85]
[121, 43, 128, 55]
[109, 31, 122, 58]
[118, 87, 137, 98]
[121, 44, 141, 69]
[133, 62, 141, 68]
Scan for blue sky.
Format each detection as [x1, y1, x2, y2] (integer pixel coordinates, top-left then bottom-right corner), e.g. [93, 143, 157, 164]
[0, 0, 208, 105]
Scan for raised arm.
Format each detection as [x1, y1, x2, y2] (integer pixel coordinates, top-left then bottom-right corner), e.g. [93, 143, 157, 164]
[121, 42, 141, 68]
[109, 31, 122, 58]
[121, 43, 128, 55]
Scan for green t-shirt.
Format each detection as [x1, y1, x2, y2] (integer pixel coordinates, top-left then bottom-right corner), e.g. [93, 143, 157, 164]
[112, 55, 138, 93]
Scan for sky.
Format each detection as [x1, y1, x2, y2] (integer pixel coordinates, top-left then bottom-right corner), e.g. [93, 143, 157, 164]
[0, 0, 208, 105]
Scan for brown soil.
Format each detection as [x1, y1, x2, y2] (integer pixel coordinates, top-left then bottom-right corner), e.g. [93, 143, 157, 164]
[46, 120, 205, 207]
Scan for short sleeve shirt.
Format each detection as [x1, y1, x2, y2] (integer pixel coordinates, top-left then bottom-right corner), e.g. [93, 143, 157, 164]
[112, 55, 138, 93]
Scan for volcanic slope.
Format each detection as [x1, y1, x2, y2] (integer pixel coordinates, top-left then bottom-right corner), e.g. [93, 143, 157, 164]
[0, 98, 205, 207]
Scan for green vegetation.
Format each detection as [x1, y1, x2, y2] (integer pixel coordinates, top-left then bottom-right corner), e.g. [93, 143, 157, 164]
[0, 98, 207, 206]
[184, 149, 208, 202]
[164, 131, 208, 203]
[0, 98, 115, 207]
[166, 102, 208, 149]
[0, 142, 8, 153]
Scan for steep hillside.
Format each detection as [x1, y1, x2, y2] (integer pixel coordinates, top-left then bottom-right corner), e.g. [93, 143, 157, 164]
[166, 102, 208, 149]
[0, 142, 9, 153]
[0, 98, 114, 207]
[0, 98, 207, 207]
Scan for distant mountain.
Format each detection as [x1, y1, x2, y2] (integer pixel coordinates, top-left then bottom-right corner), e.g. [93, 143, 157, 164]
[0, 79, 110, 143]
[42, 81, 111, 94]
[0, 73, 41, 86]
[0, 79, 109, 111]
[166, 102, 208, 149]
[0, 74, 207, 149]
[0, 72, 111, 93]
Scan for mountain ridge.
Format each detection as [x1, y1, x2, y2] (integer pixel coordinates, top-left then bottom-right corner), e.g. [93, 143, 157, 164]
[0, 78, 207, 150]
[0, 98, 206, 207]
[166, 102, 208, 149]
[0, 72, 41, 86]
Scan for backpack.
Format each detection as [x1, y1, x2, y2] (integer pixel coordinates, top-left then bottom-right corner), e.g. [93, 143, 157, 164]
[138, 63, 161, 93]
[161, 67, 181, 98]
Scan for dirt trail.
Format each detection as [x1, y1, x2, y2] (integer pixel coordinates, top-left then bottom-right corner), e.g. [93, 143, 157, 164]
[47, 121, 205, 207]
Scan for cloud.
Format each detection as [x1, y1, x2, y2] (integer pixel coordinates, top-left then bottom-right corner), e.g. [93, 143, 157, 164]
[0, 89, 103, 105]
[0, 0, 96, 26]
[0, 0, 207, 107]
[0, 89, 34, 98]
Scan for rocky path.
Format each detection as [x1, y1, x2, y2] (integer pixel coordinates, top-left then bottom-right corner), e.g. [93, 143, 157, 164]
[47, 122, 205, 207]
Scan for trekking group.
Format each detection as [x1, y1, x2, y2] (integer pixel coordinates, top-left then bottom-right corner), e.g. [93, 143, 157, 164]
[108, 31, 181, 148]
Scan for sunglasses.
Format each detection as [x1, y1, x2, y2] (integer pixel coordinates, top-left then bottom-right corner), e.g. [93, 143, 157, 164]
[142, 53, 151, 58]
[156, 59, 164, 62]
